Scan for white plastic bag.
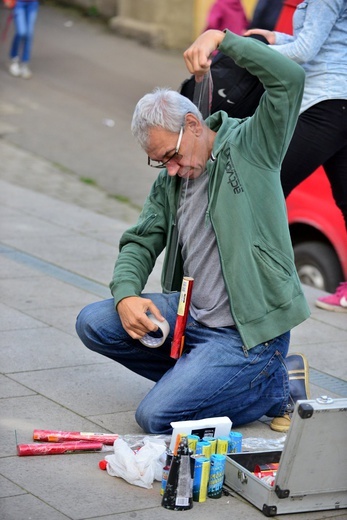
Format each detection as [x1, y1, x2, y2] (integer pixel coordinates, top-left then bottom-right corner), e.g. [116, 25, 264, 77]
[104, 437, 167, 489]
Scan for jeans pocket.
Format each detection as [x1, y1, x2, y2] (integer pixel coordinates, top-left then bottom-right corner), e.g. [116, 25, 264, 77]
[249, 348, 286, 389]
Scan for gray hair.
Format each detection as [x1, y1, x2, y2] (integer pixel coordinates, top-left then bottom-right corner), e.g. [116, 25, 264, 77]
[131, 87, 203, 149]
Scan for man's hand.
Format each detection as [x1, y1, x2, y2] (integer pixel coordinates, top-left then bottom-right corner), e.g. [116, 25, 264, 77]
[183, 29, 226, 82]
[117, 296, 165, 340]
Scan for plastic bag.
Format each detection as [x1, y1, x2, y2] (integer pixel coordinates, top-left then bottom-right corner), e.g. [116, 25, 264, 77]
[242, 436, 286, 452]
[104, 437, 167, 489]
[119, 433, 171, 453]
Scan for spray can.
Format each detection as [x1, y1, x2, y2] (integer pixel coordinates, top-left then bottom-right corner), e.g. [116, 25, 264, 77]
[187, 435, 200, 454]
[228, 431, 243, 453]
[193, 457, 210, 502]
[196, 440, 212, 458]
[162, 437, 194, 511]
[216, 436, 229, 455]
[207, 454, 226, 499]
[203, 436, 217, 454]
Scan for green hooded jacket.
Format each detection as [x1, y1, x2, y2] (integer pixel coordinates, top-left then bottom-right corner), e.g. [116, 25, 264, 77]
[110, 30, 311, 349]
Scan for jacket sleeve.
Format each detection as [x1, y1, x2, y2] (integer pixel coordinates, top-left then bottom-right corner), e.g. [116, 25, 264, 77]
[109, 171, 169, 308]
[218, 30, 305, 170]
[273, 0, 344, 64]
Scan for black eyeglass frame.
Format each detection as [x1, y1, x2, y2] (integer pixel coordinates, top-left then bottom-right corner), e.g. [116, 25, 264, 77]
[147, 125, 184, 169]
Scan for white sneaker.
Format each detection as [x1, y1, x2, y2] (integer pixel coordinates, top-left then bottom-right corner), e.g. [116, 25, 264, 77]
[9, 57, 21, 77]
[21, 64, 32, 79]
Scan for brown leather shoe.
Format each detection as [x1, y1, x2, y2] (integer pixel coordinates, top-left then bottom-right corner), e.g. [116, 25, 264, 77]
[270, 413, 291, 432]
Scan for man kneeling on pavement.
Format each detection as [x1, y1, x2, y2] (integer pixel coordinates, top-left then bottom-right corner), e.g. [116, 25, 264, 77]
[76, 29, 311, 434]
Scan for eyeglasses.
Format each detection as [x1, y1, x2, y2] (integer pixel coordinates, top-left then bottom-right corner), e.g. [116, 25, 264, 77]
[147, 125, 184, 168]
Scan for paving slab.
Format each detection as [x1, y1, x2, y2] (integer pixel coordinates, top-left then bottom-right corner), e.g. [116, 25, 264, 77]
[10, 364, 154, 418]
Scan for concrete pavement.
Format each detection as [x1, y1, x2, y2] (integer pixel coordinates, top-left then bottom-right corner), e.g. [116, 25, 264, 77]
[0, 3, 188, 210]
[1, 139, 347, 520]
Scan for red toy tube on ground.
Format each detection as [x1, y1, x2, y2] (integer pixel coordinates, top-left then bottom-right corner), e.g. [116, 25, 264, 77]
[33, 429, 118, 445]
[17, 440, 104, 456]
[170, 277, 194, 360]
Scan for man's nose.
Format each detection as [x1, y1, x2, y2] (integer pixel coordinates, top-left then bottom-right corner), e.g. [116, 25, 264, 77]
[166, 161, 180, 176]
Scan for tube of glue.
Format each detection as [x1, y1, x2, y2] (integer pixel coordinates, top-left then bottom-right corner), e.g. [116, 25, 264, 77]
[170, 276, 194, 359]
[17, 440, 105, 456]
[33, 429, 118, 445]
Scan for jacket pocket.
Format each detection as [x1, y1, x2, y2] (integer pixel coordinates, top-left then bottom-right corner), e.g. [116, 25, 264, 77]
[253, 241, 294, 279]
[136, 213, 157, 236]
[232, 242, 296, 324]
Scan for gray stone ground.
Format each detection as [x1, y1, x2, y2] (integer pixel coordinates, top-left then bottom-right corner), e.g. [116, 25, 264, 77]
[0, 140, 141, 224]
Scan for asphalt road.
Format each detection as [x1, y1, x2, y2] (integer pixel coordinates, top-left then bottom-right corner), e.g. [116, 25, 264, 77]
[0, 2, 189, 209]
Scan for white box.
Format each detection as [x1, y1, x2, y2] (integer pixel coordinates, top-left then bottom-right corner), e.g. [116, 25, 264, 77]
[169, 416, 232, 451]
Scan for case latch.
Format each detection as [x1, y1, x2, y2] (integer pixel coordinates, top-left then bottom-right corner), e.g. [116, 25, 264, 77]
[238, 470, 248, 484]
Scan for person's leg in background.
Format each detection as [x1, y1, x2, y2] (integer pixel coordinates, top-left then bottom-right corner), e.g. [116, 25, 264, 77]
[322, 102, 347, 229]
[9, 0, 39, 79]
[281, 100, 347, 313]
[9, 1, 25, 77]
[20, 0, 39, 78]
[316, 106, 347, 312]
[280, 100, 346, 198]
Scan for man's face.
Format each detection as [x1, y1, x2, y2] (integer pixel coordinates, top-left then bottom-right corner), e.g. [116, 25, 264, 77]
[146, 123, 207, 179]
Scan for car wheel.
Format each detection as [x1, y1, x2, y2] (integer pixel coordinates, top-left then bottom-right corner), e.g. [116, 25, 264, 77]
[294, 241, 344, 293]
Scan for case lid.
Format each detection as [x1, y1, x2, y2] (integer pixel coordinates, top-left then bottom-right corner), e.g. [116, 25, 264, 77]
[275, 397, 347, 498]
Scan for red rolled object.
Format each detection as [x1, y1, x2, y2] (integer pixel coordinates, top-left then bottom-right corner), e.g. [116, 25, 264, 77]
[17, 440, 104, 456]
[253, 463, 279, 478]
[33, 429, 118, 445]
[254, 463, 279, 473]
[170, 277, 194, 360]
[254, 469, 277, 479]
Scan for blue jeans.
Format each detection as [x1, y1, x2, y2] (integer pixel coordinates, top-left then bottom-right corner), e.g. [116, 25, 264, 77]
[10, 0, 39, 63]
[76, 293, 290, 434]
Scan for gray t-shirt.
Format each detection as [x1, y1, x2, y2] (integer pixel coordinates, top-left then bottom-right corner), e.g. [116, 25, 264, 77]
[177, 172, 234, 327]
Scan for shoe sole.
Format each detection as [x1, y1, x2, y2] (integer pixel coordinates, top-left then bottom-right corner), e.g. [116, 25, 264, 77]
[270, 423, 290, 433]
[9, 69, 21, 77]
[315, 300, 347, 313]
[287, 352, 310, 400]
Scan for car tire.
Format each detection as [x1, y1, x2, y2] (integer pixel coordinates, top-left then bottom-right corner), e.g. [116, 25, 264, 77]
[294, 241, 344, 293]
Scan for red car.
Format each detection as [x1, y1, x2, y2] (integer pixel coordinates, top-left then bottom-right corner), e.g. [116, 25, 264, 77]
[277, 0, 347, 292]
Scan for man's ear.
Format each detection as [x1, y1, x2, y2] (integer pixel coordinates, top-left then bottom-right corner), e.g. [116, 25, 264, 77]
[185, 113, 203, 136]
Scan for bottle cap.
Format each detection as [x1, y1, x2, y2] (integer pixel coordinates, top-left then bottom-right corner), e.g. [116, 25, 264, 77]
[99, 459, 107, 470]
